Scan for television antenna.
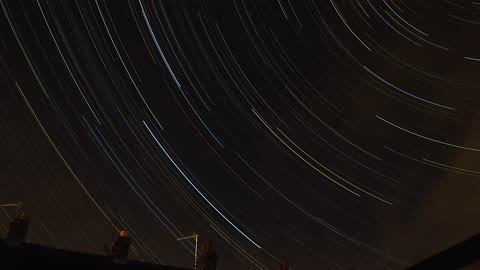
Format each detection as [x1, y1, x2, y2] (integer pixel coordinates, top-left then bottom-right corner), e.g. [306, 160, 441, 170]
[102, 220, 119, 255]
[177, 232, 199, 270]
[0, 200, 23, 217]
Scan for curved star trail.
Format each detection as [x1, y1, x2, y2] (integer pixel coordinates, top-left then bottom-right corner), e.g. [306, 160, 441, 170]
[1, 0, 480, 269]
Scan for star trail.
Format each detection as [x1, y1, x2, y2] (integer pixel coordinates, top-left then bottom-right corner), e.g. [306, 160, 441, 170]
[1, 0, 480, 269]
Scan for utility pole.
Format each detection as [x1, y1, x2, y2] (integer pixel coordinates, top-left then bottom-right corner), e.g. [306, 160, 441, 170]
[177, 232, 199, 270]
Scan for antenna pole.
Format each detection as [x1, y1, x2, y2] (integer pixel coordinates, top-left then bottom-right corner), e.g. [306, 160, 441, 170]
[177, 232, 199, 270]
[194, 232, 198, 270]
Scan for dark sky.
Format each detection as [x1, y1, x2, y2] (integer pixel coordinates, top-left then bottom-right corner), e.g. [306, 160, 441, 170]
[1, 0, 480, 269]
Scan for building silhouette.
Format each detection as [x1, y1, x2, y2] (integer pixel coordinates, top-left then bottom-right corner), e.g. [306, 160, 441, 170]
[4, 210, 479, 269]
[407, 233, 480, 270]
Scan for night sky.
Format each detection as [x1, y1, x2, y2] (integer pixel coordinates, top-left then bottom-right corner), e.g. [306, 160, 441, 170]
[1, 0, 480, 269]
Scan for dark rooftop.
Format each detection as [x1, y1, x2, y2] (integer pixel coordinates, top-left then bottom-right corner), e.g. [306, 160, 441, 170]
[0, 239, 189, 270]
[407, 233, 480, 270]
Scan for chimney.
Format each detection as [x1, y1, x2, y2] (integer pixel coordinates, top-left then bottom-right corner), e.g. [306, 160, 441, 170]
[5, 212, 29, 247]
[196, 239, 217, 270]
[277, 258, 289, 270]
[112, 230, 131, 264]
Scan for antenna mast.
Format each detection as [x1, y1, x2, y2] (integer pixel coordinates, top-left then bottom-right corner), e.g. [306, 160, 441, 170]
[177, 232, 199, 270]
[0, 200, 23, 216]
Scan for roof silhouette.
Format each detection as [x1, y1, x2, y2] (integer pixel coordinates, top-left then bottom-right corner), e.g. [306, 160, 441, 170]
[407, 233, 480, 269]
[0, 239, 189, 270]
